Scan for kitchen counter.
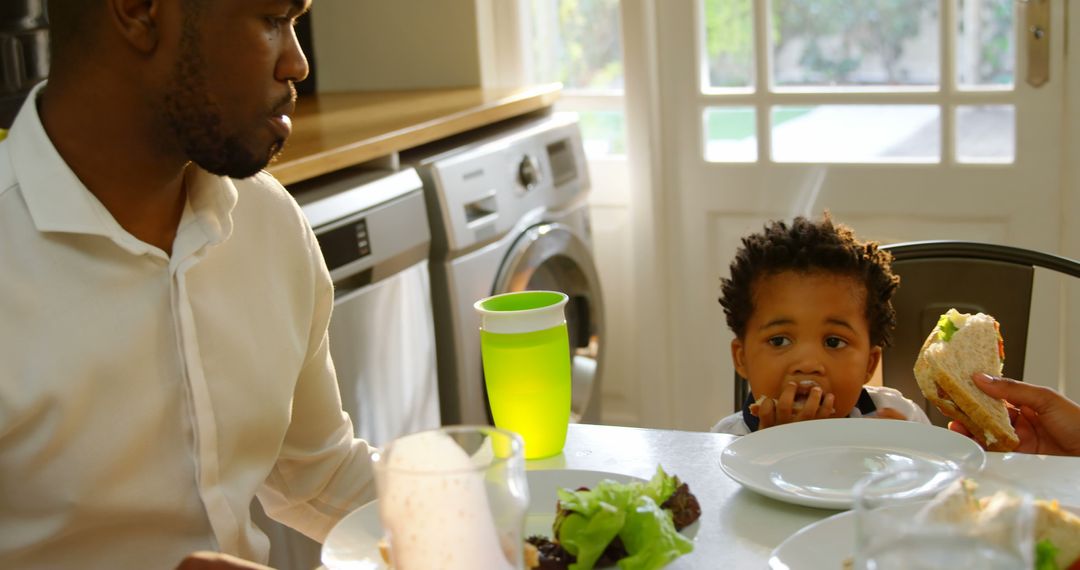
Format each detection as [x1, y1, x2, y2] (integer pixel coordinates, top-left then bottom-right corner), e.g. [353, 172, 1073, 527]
[266, 83, 561, 185]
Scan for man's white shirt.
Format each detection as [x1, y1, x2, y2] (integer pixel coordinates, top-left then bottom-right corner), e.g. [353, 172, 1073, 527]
[0, 83, 374, 568]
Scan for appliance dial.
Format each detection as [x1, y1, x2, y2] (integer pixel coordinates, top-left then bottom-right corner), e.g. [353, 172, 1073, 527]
[518, 155, 541, 190]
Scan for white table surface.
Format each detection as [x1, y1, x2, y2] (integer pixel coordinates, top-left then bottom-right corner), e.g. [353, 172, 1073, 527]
[525, 423, 1080, 569]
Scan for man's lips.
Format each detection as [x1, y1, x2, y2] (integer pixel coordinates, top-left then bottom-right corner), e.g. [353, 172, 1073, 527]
[268, 113, 293, 139]
[268, 97, 296, 139]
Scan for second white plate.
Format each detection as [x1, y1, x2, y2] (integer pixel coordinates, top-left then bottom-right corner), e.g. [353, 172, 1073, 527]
[770, 502, 1080, 569]
[719, 418, 986, 509]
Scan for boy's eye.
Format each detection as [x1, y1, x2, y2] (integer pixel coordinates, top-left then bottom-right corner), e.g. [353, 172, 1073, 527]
[767, 336, 791, 348]
[825, 336, 848, 349]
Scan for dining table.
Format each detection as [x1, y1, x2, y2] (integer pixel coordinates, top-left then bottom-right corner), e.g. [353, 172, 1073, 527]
[524, 422, 1080, 569]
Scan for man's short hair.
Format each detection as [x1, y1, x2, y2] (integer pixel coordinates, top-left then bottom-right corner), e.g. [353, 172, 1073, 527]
[719, 213, 900, 347]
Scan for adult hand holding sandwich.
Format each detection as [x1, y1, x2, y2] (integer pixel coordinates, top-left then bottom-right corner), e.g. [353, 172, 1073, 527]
[949, 373, 1080, 457]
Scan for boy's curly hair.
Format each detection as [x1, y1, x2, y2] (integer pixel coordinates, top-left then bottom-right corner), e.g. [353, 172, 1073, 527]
[719, 214, 900, 347]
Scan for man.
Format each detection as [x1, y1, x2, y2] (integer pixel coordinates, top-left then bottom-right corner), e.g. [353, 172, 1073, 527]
[0, 0, 375, 568]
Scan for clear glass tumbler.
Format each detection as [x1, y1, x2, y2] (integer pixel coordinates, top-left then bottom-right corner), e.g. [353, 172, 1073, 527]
[853, 467, 1034, 570]
[373, 426, 529, 570]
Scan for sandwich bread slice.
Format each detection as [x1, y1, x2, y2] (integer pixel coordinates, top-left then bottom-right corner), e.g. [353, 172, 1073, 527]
[913, 309, 1019, 452]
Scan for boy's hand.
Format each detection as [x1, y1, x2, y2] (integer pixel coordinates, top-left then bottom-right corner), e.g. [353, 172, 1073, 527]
[751, 381, 835, 429]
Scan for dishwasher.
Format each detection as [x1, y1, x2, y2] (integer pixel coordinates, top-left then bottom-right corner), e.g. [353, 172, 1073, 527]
[251, 166, 441, 570]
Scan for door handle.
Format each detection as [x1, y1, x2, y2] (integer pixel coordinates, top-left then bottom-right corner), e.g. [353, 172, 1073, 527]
[1023, 0, 1050, 87]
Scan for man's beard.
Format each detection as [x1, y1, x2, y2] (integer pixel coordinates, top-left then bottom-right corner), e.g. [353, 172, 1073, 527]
[162, 28, 286, 178]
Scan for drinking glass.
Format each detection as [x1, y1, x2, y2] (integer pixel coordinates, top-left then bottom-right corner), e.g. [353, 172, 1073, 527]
[373, 426, 528, 570]
[474, 290, 572, 459]
[853, 467, 1034, 570]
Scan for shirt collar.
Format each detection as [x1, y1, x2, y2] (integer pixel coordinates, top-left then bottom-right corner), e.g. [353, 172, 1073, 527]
[8, 81, 238, 256]
[741, 387, 878, 432]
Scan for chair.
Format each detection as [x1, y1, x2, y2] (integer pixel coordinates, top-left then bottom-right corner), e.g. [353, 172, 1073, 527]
[732, 241, 1080, 427]
[880, 240, 1080, 426]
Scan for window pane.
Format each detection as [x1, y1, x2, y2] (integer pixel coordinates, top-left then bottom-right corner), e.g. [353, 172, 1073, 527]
[772, 105, 940, 162]
[771, 0, 939, 88]
[956, 0, 1015, 88]
[702, 0, 755, 89]
[704, 107, 757, 162]
[956, 105, 1015, 162]
[574, 110, 627, 158]
[529, 0, 624, 91]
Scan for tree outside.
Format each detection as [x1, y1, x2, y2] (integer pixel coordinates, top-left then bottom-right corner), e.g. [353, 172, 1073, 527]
[704, 0, 1013, 88]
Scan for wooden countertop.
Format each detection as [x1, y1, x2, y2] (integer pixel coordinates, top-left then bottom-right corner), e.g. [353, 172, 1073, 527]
[266, 83, 561, 185]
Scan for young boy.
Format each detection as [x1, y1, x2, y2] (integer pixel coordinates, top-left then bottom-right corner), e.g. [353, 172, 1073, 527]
[711, 215, 930, 435]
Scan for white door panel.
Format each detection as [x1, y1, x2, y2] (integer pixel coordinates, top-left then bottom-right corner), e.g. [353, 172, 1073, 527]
[651, 0, 1072, 429]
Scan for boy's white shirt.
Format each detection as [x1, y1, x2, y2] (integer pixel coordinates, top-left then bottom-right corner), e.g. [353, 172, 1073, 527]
[711, 385, 932, 435]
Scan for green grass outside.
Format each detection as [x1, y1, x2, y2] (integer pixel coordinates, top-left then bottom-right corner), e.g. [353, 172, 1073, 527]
[706, 107, 812, 140]
[567, 107, 813, 157]
[578, 111, 626, 155]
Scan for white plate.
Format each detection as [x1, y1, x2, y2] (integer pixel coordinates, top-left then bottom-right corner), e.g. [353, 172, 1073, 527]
[719, 418, 986, 509]
[321, 469, 695, 570]
[769, 503, 1080, 569]
[768, 506, 907, 570]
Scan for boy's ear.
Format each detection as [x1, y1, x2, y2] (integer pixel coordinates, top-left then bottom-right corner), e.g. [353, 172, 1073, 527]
[864, 346, 883, 383]
[731, 337, 749, 379]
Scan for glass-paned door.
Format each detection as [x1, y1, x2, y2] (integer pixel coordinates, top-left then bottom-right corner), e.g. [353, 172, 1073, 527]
[653, 0, 1072, 429]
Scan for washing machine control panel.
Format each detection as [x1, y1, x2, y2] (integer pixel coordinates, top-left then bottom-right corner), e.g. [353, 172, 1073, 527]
[546, 139, 579, 188]
[426, 113, 589, 254]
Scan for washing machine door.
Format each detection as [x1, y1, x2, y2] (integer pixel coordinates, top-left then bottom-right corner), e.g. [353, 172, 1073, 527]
[492, 222, 604, 423]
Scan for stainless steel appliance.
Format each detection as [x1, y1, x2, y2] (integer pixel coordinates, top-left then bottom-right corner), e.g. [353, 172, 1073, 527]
[252, 167, 440, 570]
[409, 112, 605, 426]
[1, 0, 48, 127]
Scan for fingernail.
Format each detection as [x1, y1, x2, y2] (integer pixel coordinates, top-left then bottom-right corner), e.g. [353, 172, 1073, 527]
[974, 373, 997, 383]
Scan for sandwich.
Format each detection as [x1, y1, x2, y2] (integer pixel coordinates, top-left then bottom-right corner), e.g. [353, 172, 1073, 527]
[919, 478, 1080, 569]
[1036, 500, 1080, 570]
[913, 309, 1019, 452]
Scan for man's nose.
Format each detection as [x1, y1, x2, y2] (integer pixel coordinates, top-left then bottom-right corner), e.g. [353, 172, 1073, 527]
[277, 26, 310, 84]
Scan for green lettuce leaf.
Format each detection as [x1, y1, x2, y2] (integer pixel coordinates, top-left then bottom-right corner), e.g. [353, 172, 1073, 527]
[558, 506, 625, 569]
[616, 495, 693, 570]
[554, 466, 691, 570]
[642, 466, 679, 506]
[1036, 539, 1060, 570]
[937, 313, 960, 342]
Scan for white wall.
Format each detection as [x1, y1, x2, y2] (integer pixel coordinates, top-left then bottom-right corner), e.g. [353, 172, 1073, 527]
[1061, 4, 1080, 396]
[309, 0, 482, 92]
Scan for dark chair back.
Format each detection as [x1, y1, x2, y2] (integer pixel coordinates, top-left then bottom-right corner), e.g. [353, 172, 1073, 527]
[732, 241, 1080, 425]
[882, 241, 1080, 426]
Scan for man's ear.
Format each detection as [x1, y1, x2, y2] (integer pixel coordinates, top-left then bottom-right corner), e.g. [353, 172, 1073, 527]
[865, 346, 883, 383]
[108, 0, 161, 53]
[731, 337, 749, 379]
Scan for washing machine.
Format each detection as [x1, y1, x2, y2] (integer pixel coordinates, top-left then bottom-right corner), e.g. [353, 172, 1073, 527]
[410, 112, 605, 426]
